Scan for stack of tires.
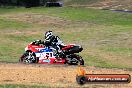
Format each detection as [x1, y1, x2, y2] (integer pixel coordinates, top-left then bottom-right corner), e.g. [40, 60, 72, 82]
[46, 2, 63, 7]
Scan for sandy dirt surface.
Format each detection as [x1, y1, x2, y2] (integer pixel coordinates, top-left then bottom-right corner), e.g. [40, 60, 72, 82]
[0, 63, 132, 88]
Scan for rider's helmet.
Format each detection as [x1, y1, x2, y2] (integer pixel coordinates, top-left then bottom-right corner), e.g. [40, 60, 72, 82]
[44, 31, 53, 39]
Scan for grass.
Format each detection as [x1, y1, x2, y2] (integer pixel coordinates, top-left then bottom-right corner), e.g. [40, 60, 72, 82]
[0, 7, 132, 26]
[0, 6, 132, 69]
[64, 0, 103, 5]
[0, 18, 33, 30]
[25, 7, 132, 26]
[0, 84, 51, 88]
[100, 47, 132, 55]
[63, 0, 132, 11]
[0, 84, 74, 88]
[83, 55, 126, 68]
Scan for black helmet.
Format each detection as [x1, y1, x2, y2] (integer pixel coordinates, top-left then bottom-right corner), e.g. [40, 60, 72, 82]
[44, 31, 53, 39]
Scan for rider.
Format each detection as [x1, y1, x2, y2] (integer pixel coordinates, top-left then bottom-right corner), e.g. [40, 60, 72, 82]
[44, 31, 65, 58]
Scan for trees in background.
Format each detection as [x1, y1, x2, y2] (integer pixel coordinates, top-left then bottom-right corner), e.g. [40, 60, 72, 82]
[0, 0, 62, 8]
[0, 0, 60, 7]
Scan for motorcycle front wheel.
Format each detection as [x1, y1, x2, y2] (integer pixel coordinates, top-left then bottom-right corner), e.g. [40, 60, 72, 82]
[19, 51, 37, 64]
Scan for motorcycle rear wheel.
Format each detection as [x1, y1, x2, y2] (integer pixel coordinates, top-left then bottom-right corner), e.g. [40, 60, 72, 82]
[66, 54, 84, 65]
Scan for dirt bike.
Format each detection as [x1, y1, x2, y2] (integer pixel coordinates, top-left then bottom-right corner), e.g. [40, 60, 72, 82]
[20, 40, 84, 65]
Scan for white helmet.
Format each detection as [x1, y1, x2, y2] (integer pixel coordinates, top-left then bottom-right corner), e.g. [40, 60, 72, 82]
[44, 31, 53, 39]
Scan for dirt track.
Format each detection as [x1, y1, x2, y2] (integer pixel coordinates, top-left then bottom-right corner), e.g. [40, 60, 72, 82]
[0, 63, 132, 88]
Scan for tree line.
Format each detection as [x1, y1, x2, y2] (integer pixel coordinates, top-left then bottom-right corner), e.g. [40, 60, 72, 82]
[0, 0, 59, 7]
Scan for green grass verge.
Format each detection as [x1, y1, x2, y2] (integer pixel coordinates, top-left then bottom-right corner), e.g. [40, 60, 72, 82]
[27, 7, 132, 26]
[0, 84, 51, 88]
[83, 54, 130, 69]
[0, 7, 132, 26]
[100, 47, 132, 55]
[64, 0, 103, 5]
[0, 18, 33, 30]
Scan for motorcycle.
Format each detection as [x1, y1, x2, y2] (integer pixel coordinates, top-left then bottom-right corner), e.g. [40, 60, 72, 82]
[20, 40, 84, 65]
